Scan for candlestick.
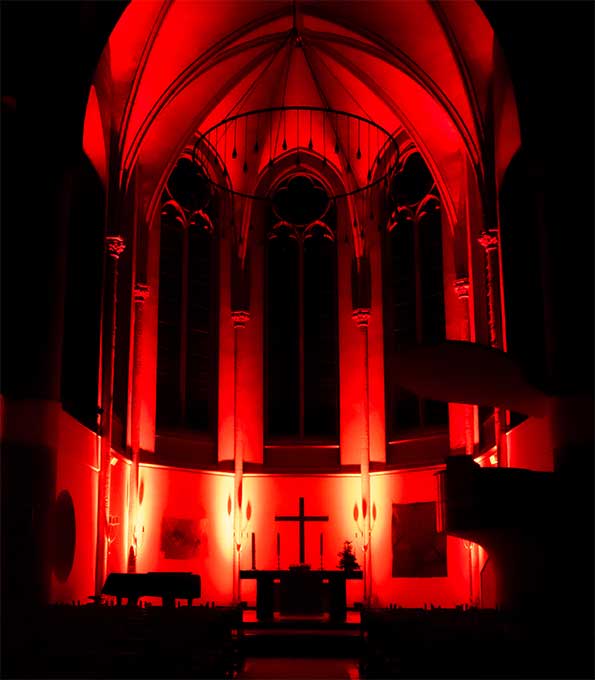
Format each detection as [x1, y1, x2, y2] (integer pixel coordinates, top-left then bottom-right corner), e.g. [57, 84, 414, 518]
[277, 532, 281, 569]
[251, 532, 256, 570]
[320, 532, 324, 570]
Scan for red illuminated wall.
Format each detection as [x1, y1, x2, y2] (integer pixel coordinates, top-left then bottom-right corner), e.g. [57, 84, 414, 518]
[1, 400, 131, 605]
[135, 465, 471, 607]
[50, 411, 98, 604]
[105, 454, 131, 576]
[50, 412, 131, 604]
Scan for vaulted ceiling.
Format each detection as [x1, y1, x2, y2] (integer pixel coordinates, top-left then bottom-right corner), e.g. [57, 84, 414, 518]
[85, 0, 520, 224]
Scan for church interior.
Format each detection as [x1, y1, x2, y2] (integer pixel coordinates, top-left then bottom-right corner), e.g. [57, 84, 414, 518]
[1, 1, 593, 678]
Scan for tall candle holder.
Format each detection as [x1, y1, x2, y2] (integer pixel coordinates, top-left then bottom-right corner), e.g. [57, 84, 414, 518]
[320, 532, 324, 570]
[353, 500, 377, 552]
[353, 501, 377, 601]
[227, 496, 253, 555]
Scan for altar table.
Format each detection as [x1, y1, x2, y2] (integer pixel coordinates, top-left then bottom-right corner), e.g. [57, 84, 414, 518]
[240, 570, 362, 622]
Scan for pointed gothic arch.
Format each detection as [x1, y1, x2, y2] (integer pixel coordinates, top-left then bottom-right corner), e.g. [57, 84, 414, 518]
[57, 0, 546, 614]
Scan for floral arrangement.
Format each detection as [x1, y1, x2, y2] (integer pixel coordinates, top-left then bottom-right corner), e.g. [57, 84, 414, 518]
[337, 540, 360, 572]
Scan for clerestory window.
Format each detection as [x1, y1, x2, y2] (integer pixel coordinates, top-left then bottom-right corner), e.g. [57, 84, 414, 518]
[265, 175, 339, 441]
[156, 158, 218, 433]
[384, 152, 448, 436]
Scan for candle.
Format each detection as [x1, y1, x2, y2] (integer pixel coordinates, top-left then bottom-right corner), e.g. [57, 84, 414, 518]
[277, 532, 281, 556]
[320, 532, 323, 556]
[251, 532, 256, 570]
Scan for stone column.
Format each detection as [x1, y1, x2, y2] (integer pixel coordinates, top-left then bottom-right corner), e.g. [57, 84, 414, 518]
[95, 235, 125, 595]
[353, 307, 372, 605]
[231, 308, 250, 604]
[352, 254, 372, 604]
[127, 282, 150, 573]
[478, 231, 508, 467]
[454, 277, 476, 456]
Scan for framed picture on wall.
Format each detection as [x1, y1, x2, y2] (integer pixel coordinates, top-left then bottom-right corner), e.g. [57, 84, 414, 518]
[392, 502, 447, 577]
[160, 517, 201, 560]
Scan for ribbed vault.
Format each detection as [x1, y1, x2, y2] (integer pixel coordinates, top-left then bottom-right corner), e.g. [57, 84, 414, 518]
[85, 0, 520, 228]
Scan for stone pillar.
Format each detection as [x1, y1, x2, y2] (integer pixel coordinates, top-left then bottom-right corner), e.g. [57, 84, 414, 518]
[352, 255, 372, 604]
[95, 235, 125, 595]
[478, 231, 508, 467]
[366, 213, 386, 463]
[454, 277, 476, 456]
[353, 307, 372, 605]
[219, 227, 262, 466]
[231, 308, 250, 604]
[127, 282, 150, 572]
[338, 211, 365, 466]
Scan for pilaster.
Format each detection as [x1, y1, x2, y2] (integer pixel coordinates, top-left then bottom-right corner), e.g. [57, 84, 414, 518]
[478, 231, 508, 467]
[127, 282, 150, 572]
[95, 234, 125, 594]
[454, 277, 476, 456]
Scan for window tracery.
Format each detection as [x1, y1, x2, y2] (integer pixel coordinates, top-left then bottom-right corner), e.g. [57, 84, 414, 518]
[384, 152, 448, 435]
[156, 158, 218, 432]
[266, 175, 339, 440]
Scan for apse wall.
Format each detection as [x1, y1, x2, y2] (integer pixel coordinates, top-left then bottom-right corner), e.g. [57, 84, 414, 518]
[51, 410, 130, 604]
[50, 411, 97, 604]
[136, 465, 471, 607]
[46, 412, 552, 606]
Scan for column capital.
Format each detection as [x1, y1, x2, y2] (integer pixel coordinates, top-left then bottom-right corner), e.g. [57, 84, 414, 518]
[133, 283, 151, 304]
[454, 277, 470, 300]
[478, 231, 498, 252]
[105, 235, 126, 259]
[231, 310, 250, 329]
[352, 308, 371, 328]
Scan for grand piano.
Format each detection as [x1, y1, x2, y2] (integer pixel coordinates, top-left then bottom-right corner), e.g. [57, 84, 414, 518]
[101, 572, 201, 607]
[240, 569, 362, 622]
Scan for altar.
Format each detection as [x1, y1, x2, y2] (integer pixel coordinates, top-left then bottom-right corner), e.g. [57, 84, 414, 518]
[240, 570, 362, 622]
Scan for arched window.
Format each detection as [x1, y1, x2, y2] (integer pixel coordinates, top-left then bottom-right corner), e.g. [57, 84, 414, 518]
[265, 175, 339, 440]
[156, 158, 218, 432]
[384, 152, 448, 435]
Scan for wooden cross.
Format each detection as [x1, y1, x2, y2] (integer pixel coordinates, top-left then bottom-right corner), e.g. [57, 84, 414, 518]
[275, 497, 329, 565]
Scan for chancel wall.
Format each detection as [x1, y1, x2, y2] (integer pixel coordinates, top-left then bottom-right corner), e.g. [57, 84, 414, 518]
[126, 465, 471, 607]
[40, 413, 557, 608]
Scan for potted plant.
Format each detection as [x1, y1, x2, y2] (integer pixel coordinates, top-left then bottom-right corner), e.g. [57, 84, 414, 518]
[337, 540, 360, 572]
